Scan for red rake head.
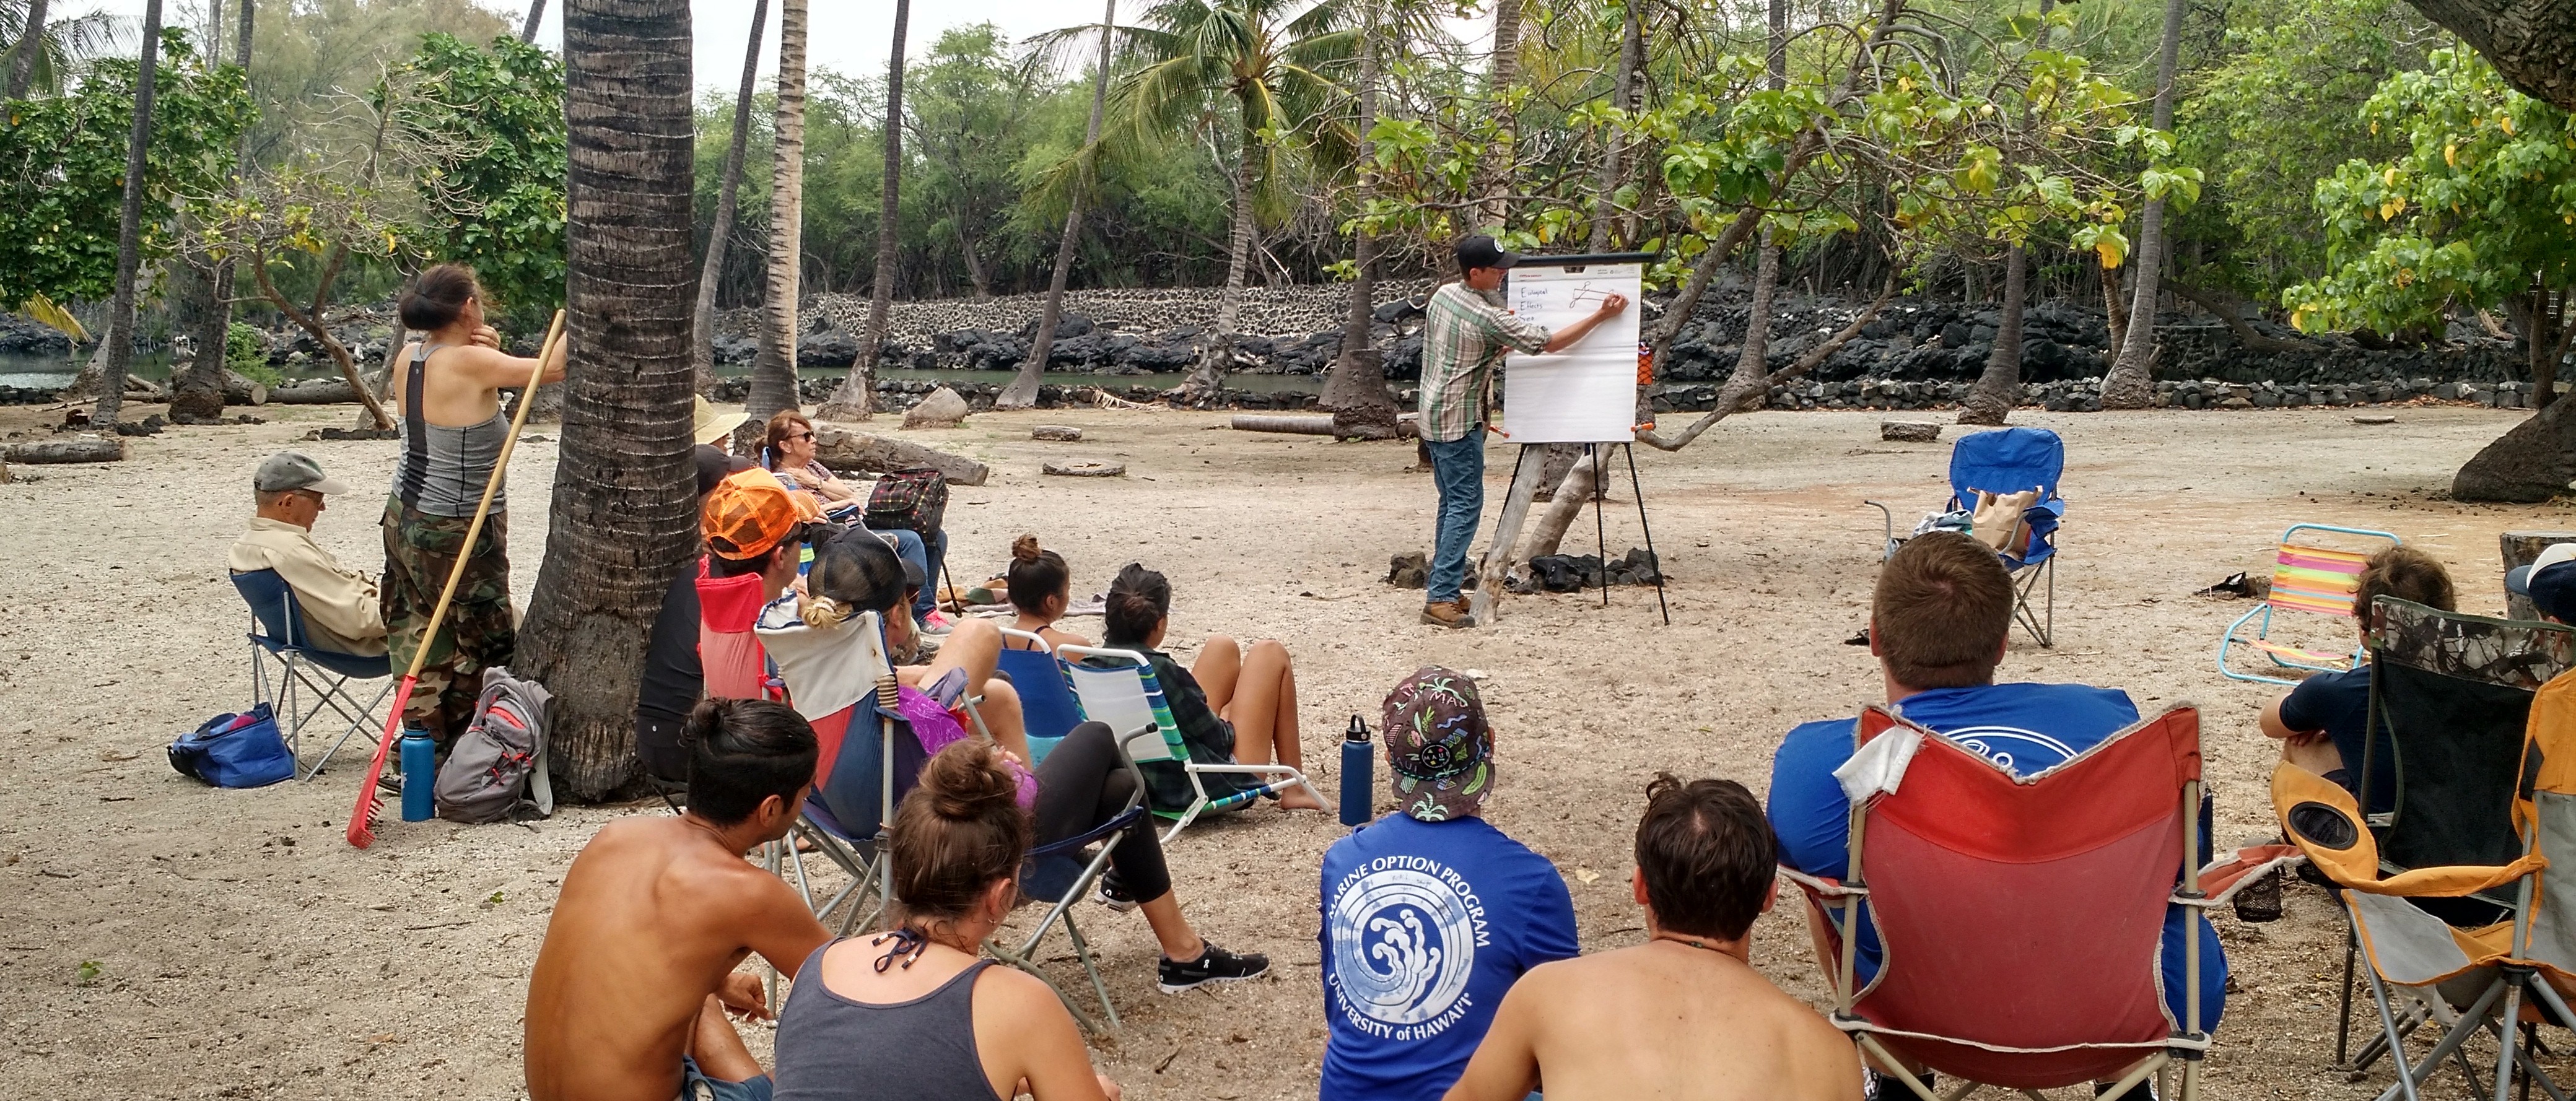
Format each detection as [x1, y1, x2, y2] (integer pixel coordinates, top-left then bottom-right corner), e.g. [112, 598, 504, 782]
[346, 677, 418, 848]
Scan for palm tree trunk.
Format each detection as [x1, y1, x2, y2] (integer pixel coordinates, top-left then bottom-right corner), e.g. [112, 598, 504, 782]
[819, 0, 909, 420]
[744, 0, 807, 425]
[1181, 121, 1259, 403]
[1961, 0, 2051, 426]
[691, 0, 766, 396]
[518, 0, 701, 801]
[520, 0, 546, 43]
[1588, 0, 1640, 252]
[1474, 0, 1521, 230]
[2102, 0, 2185, 409]
[1715, 0, 1788, 414]
[6, 0, 51, 99]
[997, 0, 1116, 411]
[1961, 245, 2028, 424]
[176, 0, 251, 422]
[97, 0, 164, 427]
[1319, 0, 1394, 433]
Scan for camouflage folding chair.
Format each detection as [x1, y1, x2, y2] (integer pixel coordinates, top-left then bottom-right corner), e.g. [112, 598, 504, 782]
[2277, 597, 2576, 1100]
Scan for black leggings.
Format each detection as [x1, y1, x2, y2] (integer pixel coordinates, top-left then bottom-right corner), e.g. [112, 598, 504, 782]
[1034, 721, 1172, 903]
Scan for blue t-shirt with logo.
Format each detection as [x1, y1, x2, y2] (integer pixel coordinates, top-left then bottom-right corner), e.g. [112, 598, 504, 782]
[1766, 682, 2227, 1032]
[1319, 814, 1578, 1101]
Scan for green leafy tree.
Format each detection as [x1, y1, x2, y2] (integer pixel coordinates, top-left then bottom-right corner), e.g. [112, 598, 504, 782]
[2283, 50, 2576, 379]
[0, 28, 248, 308]
[391, 32, 567, 330]
[2284, 48, 2576, 500]
[2180, 0, 2436, 294]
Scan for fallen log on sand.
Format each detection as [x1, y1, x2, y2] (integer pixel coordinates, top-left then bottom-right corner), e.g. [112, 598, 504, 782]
[6, 438, 128, 464]
[269, 380, 359, 404]
[1232, 414, 1338, 436]
[812, 424, 989, 487]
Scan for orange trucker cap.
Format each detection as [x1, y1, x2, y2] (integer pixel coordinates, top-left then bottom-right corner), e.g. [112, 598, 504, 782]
[702, 468, 823, 560]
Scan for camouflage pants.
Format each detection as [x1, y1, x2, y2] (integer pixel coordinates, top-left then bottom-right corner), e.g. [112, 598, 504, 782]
[380, 497, 516, 740]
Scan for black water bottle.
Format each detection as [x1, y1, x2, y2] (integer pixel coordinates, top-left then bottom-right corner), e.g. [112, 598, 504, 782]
[1340, 714, 1374, 827]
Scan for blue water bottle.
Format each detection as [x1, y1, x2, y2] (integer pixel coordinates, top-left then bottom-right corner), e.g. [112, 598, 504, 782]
[1340, 715, 1374, 827]
[400, 727, 437, 822]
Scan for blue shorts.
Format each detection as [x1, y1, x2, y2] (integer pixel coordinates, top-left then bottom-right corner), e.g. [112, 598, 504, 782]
[679, 1055, 773, 1101]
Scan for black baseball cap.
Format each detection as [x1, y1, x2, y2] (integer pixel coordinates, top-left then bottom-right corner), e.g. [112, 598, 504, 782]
[1455, 234, 1522, 272]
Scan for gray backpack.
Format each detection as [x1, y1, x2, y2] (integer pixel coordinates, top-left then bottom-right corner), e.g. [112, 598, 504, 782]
[434, 666, 555, 824]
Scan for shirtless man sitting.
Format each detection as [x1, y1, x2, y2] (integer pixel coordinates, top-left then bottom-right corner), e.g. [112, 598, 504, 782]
[526, 698, 831, 1101]
[1443, 774, 1862, 1101]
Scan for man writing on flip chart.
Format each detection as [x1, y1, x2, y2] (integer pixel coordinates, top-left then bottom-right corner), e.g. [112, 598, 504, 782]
[1415, 235, 1630, 630]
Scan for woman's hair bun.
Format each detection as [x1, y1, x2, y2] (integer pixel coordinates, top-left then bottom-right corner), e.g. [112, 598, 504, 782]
[1011, 534, 1042, 562]
[921, 741, 1018, 819]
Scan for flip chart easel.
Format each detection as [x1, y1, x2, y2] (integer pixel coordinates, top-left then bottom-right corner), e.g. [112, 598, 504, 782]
[1464, 251, 1669, 626]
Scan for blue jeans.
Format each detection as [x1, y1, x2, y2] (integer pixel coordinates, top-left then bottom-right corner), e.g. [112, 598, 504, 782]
[865, 526, 948, 619]
[1425, 427, 1486, 603]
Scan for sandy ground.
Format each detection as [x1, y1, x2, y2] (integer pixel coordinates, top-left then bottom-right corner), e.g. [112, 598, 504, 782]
[5, 398, 2574, 1100]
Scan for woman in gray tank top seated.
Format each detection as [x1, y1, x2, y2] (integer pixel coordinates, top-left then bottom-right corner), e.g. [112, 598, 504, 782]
[770, 742, 1125, 1101]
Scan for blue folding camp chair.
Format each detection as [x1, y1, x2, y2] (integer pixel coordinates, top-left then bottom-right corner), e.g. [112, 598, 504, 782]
[988, 718, 1163, 1035]
[230, 569, 395, 780]
[1951, 428, 2064, 647]
[998, 629, 1082, 764]
[1056, 645, 1322, 842]
[1871, 428, 2066, 648]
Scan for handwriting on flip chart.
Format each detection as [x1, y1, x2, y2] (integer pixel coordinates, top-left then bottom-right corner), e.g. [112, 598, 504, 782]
[1501, 263, 1643, 444]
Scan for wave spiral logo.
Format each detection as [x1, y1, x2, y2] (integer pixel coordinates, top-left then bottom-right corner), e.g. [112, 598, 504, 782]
[1329, 868, 1477, 1029]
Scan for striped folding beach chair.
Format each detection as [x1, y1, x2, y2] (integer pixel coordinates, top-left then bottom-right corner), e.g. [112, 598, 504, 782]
[2218, 524, 2399, 685]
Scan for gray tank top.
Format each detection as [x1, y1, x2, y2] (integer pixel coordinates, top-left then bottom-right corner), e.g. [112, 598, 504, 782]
[771, 942, 1002, 1101]
[390, 342, 510, 517]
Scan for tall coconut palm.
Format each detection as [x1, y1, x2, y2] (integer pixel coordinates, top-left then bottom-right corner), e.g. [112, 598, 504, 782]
[1089, 0, 1354, 403]
[1473, 0, 1521, 229]
[1317, 0, 1392, 430]
[517, 0, 701, 799]
[691, 0, 768, 394]
[174, 0, 253, 423]
[743, 0, 808, 425]
[995, 0, 1119, 411]
[95, 0, 165, 428]
[3, 0, 124, 99]
[2100, 0, 2185, 409]
[818, 0, 911, 420]
[520, 0, 546, 42]
[1960, 0, 2056, 426]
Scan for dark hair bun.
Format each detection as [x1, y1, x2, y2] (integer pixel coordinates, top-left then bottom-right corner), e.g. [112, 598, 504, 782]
[922, 741, 1018, 819]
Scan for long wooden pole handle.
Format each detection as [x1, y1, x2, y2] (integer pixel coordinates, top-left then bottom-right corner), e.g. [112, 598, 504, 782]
[399, 308, 567, 682]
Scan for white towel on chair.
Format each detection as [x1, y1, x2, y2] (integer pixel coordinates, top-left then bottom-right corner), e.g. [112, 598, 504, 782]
[1835, 726, 1924, 803]
[754, 601, 894, 724]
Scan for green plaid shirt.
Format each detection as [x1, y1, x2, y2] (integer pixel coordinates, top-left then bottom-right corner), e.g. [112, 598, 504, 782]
[1417, 282, 1552, 443]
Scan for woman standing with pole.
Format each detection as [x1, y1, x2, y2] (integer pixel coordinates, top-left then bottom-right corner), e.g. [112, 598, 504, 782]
[363, 266, 565, 816]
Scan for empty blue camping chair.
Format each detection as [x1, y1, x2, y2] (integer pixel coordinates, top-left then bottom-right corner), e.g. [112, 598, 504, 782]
[1950, 428, 2064, 647]
[230, 569, 395, 780]
[998, 629, 1083, 764]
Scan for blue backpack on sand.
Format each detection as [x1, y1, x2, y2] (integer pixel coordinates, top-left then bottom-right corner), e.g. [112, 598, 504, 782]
[168, 705, 297, 789]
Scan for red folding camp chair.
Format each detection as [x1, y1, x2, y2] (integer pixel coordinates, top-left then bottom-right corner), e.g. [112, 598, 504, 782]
[697, 562, 784, 703]
[1780, 704, 2290, 1099]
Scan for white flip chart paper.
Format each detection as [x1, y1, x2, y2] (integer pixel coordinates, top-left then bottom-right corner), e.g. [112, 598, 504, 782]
[1499, 262, 1643, 443]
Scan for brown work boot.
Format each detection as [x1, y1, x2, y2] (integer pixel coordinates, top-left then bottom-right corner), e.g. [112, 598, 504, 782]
[1422, 602, 1475, 629]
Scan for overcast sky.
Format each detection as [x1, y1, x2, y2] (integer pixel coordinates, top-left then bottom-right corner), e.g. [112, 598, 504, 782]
[57, 0, 1122, 91]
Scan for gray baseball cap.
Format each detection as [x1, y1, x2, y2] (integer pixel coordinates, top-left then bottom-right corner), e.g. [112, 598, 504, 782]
[254, 451, 352, 495]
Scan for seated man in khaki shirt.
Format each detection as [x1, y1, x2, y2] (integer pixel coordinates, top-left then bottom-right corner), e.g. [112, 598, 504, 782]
[227, 452, 389, 656]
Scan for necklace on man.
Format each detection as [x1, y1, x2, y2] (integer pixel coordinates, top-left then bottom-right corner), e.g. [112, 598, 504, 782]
[1653, 933, 1724, 953]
